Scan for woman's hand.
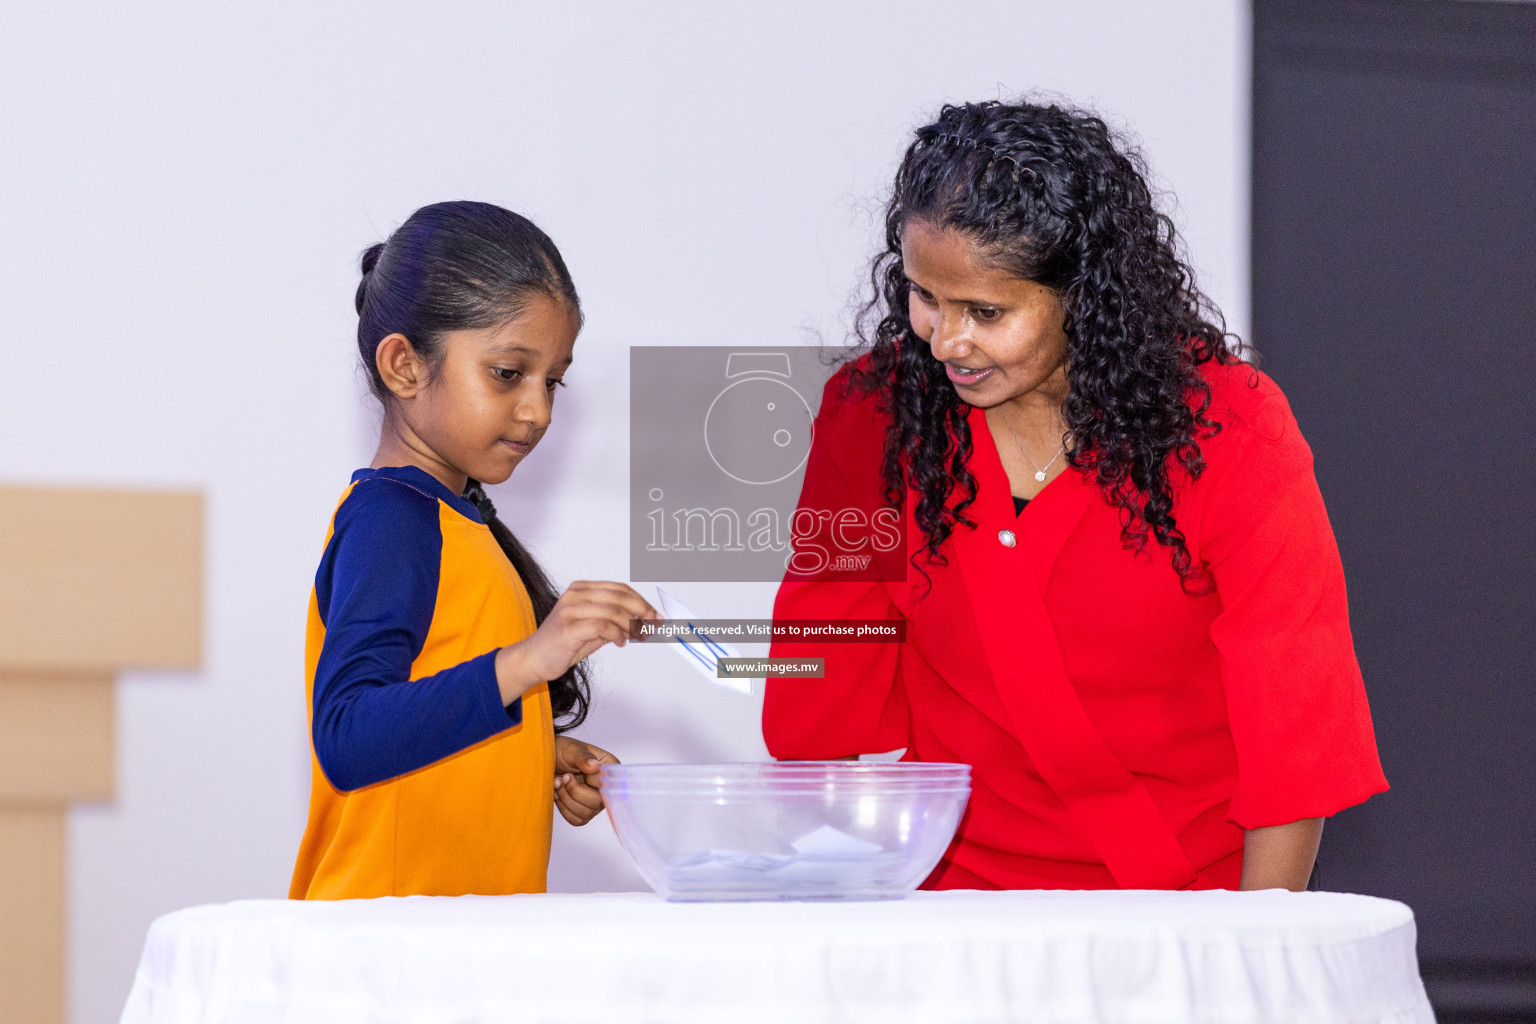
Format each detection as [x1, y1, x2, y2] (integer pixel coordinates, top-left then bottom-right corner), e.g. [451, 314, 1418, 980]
[494, 582, 660, 704]
[553, 736, 618, 826]
[1239, 817, 1324, 891]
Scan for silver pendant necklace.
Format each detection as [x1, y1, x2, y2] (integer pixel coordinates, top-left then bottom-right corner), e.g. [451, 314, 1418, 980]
[1003, 414, 1067, 483]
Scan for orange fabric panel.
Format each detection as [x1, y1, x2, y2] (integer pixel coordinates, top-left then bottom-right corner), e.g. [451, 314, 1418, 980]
[291, 488, 553, 899]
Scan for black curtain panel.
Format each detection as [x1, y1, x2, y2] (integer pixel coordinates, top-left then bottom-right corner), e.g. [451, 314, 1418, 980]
[1252, 1, 1536, 1020]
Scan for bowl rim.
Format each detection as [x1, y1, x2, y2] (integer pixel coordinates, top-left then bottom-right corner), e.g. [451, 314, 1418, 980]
[598, 761, 973, 792]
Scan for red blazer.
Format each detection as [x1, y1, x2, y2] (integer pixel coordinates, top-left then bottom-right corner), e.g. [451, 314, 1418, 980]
[762, 357, 1387, 890]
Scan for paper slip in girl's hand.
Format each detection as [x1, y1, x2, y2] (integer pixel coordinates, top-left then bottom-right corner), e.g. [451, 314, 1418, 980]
[655, 587, 755, 695]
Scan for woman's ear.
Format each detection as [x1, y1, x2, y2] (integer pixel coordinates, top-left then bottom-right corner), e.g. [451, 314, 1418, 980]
[375, 333, 428, 399]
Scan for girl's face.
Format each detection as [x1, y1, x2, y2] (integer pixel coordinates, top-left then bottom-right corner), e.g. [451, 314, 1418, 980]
[383, 292, 580, 489]
[900, 219, 1070, 409]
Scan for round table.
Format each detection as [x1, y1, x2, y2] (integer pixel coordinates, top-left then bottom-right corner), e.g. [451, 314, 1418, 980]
[120, 889, 1434, 1023]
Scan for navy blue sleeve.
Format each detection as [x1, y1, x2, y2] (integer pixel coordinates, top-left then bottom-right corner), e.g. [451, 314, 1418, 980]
[311, 478, 523, 792]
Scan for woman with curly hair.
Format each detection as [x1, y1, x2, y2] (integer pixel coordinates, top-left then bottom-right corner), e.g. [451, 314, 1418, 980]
[762, 100, 1386, 892]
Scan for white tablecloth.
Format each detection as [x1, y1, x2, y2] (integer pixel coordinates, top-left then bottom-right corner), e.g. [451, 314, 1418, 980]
[121, 889, 1434, 1024]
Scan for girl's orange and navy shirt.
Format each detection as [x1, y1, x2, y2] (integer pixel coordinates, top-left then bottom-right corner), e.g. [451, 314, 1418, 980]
[289, 465, 554, 900]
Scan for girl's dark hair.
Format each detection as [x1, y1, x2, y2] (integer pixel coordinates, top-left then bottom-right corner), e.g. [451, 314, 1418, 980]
[355, 200, 591, 731]
[850, 100, 1238, 587]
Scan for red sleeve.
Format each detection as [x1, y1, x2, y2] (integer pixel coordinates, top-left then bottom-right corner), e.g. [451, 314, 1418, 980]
[761, 366, 910, 759]
[1194, 372, 1388, 828]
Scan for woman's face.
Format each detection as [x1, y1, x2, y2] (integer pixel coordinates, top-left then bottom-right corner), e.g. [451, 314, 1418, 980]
[900, 219, 1069, 409]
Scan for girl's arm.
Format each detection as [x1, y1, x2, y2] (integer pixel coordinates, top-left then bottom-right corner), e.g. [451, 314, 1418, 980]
[313, 481, 656, 794]
[313, 480, 524, 792]
[1240, 817, 1324, 891]
[492, 581, 659, 705]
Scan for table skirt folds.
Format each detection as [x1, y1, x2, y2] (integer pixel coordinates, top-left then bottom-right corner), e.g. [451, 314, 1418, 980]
[120, 889, 1436, 1024]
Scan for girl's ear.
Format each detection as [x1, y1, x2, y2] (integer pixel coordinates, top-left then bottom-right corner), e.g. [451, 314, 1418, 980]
[375, 333, 429, 399]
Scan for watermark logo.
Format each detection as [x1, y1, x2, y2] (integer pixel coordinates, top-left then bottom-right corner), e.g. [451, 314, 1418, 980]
[630, 346, 905, 582]
[704, 352, 815, 485]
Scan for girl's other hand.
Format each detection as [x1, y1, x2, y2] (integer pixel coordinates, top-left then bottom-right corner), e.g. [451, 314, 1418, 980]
[495, 582, 660, 704]
[553, 736, 618, 826]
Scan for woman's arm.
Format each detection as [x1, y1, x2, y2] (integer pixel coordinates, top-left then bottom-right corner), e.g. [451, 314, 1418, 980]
[1240, 817, 1323, 891]
[762, 366, 910, 760]
[1194, 371, 1387, 837]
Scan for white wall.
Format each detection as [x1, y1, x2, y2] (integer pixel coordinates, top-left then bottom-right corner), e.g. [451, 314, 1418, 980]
[0, 2, 1249, 1020]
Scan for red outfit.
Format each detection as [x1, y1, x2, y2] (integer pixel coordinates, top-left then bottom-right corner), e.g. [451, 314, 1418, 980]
[762, 357, 1387, 890]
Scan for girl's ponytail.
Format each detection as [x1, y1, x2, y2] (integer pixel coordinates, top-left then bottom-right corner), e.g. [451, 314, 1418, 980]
[462, 479, 590, 733]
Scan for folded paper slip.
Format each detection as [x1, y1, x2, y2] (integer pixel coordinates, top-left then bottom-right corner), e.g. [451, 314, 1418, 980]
[655, 586, 755, 694]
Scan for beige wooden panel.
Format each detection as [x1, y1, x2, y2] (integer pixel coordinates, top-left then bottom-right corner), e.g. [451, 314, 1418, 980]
[0, 806, 66, 1023]
[0, 674, 113, 803]
[0, 487, 201, 673]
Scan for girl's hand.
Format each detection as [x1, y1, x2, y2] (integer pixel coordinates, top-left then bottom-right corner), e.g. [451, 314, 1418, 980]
[495, 582, 660, 704]
[553, 736, 618, 826]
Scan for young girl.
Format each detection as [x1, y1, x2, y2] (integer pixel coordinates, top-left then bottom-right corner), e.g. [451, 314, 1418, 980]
[290, 200, 657, 900]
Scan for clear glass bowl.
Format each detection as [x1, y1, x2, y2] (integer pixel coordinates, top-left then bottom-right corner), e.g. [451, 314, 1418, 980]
[599, 761, 972, 902]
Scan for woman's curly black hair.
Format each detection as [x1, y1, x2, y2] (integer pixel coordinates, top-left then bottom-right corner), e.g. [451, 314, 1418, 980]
[849, 99, 1240, 588]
